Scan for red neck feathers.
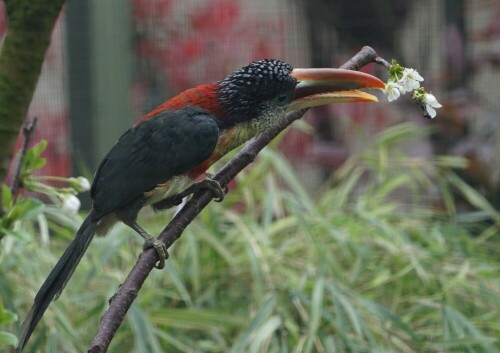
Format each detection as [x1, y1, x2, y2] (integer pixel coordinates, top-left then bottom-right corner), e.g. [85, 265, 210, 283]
[135, 83, 222, 126]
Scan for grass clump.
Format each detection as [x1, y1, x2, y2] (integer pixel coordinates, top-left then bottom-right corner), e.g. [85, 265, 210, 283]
[3, 123, 500, 352]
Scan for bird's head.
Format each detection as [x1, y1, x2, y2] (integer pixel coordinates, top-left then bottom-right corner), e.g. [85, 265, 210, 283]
[216, 59, 385, 130]
[217, 60, 297, 125]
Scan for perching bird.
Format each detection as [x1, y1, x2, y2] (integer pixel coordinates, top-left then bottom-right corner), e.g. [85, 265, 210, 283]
[18, 59, 385, 351]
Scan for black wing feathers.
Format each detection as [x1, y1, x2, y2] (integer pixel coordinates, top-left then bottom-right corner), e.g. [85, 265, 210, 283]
[90, 107, 219, 216]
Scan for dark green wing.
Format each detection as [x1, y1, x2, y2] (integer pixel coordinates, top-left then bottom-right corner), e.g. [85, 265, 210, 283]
[90, 107, 220, 216]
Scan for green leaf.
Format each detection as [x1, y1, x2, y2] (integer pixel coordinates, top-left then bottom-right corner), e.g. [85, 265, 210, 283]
[304, 277, 324, 353]
[22, 148, 35, 168]
[128, 306, 163, 353]
[21, 198, 44, 220]
[1, 184, 12, 210]
[7, 229, 32, 241]
[0, 312, 16, 326]
[8, 198, 44, 221]
[21, 140, 48, 175]
[0, 331, 18, 347]
[248, 316, 281, 353]
[31, 139, 47, 157]
[448, 172, 500, 222]
[230, 295, 277, 353]
[0, 301, 17, 325]
[361, 299, 420, 344]
[31, 156, 47, 171]
[152, 308, 246, 330]
[164, 262, 193, 306]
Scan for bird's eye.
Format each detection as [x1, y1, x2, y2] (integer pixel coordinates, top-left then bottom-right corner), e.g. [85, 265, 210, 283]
[277, 94, 288, 103]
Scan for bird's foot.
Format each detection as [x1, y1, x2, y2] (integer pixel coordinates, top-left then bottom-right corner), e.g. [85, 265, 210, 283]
[153, 177, 227, 211]
[195, 178, 227, 202]
[125, 221, 169, 269]
[143, 237, 169, 269]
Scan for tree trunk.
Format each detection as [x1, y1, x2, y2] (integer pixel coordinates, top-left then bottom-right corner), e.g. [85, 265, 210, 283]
[0, 0, 66, 181]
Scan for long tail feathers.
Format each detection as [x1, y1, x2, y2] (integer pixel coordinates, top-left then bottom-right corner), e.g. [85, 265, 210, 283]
[17, 211, 99, 352]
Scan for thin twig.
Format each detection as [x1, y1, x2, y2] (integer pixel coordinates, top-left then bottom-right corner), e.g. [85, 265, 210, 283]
[375, 55, 391, 70]
[88, 46, 384, 353]
[10, 117, 38, 199]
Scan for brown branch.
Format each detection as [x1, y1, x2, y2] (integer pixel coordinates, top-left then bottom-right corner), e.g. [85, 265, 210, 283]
[10, 117, 38, 199]
[88, 45, 387, 353]
[375, 56, 391, 70]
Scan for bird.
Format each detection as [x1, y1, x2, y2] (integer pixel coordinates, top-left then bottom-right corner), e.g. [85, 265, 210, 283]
[17, 59, 385, 351]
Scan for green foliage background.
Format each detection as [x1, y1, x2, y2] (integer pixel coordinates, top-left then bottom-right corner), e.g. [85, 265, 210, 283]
[2, 123, 500, 352]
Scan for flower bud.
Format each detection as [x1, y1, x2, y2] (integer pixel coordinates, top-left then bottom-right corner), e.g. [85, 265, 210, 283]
[70, 177, 91, 192]
[61, 194, 81, 214]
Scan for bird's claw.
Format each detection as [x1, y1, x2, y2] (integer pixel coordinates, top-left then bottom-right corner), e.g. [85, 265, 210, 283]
[198, 178, 226, 202]
[143, 237, 169, 269]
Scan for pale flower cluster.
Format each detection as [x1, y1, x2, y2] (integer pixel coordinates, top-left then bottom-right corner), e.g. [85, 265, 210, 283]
[412, 88, 443, 119]
[384, 61, 442, 119]
[385, 68, 424, 102]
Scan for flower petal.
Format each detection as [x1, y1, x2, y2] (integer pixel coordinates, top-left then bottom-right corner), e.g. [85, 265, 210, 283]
[403, 68, 424, 82]
[425, 104, 437, 118]
[385, 81, 401, 102]
[399, 68, 424, 92]
[425, 93, 442, 108]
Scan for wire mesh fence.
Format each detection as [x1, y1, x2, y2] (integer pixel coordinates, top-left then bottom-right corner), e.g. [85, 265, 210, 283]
[1, 0, 499, 203]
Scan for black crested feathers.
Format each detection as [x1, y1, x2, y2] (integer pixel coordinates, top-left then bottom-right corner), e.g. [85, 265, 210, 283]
[217, 59, 297, 123]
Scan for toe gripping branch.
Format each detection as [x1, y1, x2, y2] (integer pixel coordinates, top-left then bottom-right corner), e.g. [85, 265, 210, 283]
[153, 176, 227, 212]
[191, 177, 227, 202]
[128, 221, 169, 269]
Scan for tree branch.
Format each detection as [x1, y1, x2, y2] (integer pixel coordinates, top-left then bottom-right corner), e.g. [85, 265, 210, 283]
[88, 45, 387, 353]
[10, 117, 38, 199]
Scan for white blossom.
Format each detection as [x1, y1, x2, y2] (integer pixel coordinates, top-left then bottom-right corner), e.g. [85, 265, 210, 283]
[424, 93, 442, 119]
[61, 194, 81, 214]
[385, 81, 402, 102]
[398, 68, 424, 93]
[70, 177, 91, 192]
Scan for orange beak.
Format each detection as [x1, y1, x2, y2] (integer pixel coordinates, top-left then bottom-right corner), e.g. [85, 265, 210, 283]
[286, 68, 386, 112]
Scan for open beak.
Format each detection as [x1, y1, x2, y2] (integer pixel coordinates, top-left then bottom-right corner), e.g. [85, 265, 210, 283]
[286, 68, 386, 112]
